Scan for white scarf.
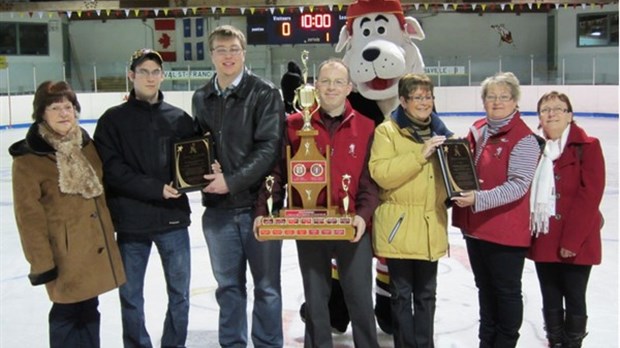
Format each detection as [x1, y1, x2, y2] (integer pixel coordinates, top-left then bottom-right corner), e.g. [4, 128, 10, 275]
[529, 126, 570, 236]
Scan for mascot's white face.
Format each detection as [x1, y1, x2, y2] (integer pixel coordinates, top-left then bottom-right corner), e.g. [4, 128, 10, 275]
[336, 12, 425, 102]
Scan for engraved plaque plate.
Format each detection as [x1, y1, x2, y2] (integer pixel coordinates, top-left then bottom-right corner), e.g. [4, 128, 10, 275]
[436, 138, 480, 198]
[173, 134, 214, 193]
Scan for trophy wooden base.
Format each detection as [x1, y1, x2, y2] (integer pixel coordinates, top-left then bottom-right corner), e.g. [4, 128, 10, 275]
[256, 209, 355, 241]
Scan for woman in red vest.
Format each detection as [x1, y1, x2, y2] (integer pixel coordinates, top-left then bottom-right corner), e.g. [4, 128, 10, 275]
[528, 91, 605, 348]
[451, 72, 541, 348]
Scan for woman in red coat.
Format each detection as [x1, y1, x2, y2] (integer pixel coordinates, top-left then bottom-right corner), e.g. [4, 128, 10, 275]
[528, 91, 606, 348]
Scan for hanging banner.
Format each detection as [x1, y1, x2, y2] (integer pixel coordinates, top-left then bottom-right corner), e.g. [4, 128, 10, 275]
[183, 17, 205, 61]
[154, 19, 177, 62]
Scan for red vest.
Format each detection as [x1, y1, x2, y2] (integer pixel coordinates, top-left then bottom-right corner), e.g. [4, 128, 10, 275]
[452, 113, 535, 247]
[286, 101, 374, 215]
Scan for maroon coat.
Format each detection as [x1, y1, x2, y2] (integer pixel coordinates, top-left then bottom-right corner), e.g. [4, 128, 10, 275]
[527, 123, 605, 265]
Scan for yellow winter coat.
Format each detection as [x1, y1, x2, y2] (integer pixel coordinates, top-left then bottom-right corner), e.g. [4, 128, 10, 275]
[369, 119, 449, 261]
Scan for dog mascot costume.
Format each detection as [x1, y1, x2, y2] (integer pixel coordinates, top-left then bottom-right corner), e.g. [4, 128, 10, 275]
[339, 0, 425, 124]
[299, 0, 427, 335]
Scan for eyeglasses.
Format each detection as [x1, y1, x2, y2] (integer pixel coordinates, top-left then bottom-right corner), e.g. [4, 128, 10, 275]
[317, 79, 349, 88]
[211, 46, 244, 56]
[540, 107, 568, 115]
[134, 68, 163, 78]
[485, 95, 513, 102]
[407, 95, 435, 102]
[46, 104, 74, 114]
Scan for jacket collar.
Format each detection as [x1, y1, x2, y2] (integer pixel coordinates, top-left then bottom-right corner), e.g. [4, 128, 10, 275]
[489, 110, 521, 137]
[565, 122, 591, 146]
[313, 99, 357, 125]
[127, 89, 164, 109]
[203, 69, 253, 99]
[391, 105, 453, 139]
[214, 69, 244, 95]
[554, 123, 594, 168]
[9, 122, 91, 157]
[471, 110, 522, 142]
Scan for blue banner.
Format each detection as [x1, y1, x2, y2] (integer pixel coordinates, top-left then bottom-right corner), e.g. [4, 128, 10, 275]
[184, 42, 192, 61]
[183, 18, 191, 38]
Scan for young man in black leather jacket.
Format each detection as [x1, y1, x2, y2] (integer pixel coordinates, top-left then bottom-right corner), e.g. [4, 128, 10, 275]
[192, 25, 285, 348]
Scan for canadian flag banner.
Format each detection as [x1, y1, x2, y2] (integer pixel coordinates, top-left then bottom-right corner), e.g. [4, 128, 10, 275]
[154, 19, 176, 62]
[183, 17, 205, 61]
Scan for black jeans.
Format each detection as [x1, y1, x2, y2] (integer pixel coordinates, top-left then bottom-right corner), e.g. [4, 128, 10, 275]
[386, 258, 438, 348]
[466, 237, 527, 348]
[49, 297, 100, 348]
[297, 233, 379, 348]
[535, 262, 592, 316]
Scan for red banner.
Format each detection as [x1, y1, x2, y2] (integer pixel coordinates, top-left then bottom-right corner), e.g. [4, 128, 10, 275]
[154, 19, 176, 62]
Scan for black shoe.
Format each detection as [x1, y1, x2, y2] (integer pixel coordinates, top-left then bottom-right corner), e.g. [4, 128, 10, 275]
[299, 302, 348, 334]
[299, 303, 307, 323]
[330, 323, 347, 335]
[328, 279, 350, 334]
[374, 294, 393, 335]
[377, 316, 393, 335]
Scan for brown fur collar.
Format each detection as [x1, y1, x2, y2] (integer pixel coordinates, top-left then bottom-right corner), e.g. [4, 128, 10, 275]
[38, 123, 103, 199]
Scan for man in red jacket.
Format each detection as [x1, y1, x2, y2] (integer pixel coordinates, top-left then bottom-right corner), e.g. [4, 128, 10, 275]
[255, 58, 380, 347]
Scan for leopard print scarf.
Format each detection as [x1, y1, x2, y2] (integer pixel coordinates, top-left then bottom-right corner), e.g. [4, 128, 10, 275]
[38, 123, 103, 199]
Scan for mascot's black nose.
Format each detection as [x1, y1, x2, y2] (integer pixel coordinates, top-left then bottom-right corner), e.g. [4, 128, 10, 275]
[362, 48, 380, 62]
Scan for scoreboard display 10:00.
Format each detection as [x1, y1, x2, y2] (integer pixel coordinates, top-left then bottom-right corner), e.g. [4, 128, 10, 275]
[247, 12, 346, 45]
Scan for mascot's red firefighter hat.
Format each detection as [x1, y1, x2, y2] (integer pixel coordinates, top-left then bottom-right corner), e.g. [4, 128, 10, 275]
[345, 0, 406, 34]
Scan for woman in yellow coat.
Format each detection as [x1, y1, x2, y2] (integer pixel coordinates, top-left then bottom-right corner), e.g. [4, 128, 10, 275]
[369, 74, 452, 348]
[9, 81, 125, 348]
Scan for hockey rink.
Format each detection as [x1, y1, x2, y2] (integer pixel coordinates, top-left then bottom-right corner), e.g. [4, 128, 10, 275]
[1, 115, 617, 347]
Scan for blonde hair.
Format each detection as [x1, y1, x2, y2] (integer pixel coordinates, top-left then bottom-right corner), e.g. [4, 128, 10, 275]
[208, 25, 246, 51]
[481, 72, 521, 102]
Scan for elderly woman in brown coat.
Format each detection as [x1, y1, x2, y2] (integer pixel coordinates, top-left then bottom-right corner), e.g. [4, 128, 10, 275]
[9, 81, 125, 348]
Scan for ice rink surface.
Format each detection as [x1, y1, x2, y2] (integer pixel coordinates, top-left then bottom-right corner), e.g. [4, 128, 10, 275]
[1, 116, 617, 347]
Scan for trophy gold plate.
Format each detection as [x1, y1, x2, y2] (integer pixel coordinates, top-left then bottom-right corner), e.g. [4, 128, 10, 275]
[257, 209, 354, 240]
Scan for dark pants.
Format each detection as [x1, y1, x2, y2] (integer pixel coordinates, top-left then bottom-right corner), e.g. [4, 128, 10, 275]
[49, 297, 100, 348]
[466, 237, 527, 348]
[535, 262, 592, 316]
[296, 233, 379, 348]
[386, 258, 438, 348]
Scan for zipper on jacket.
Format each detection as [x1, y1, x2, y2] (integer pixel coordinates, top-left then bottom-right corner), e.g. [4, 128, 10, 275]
[215, 96, 225, 160]
[388, 213, 405, 243]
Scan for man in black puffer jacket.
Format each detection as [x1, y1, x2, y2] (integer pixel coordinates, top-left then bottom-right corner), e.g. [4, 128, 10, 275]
[192, 25, 285, 348]
[94, 49, 195, 348]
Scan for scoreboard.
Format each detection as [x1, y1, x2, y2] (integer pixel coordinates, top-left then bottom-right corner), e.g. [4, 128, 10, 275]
[247, 12, 347, 45]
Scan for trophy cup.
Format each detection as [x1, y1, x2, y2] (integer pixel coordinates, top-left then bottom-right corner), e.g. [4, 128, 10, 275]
[257, 51, 355, 241]
[294, 50, 318, 132]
